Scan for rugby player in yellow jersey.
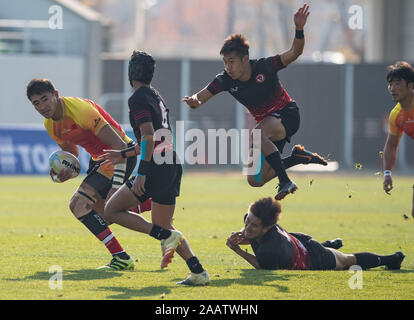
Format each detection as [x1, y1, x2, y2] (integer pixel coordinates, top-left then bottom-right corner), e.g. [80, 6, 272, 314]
[382, 62, 414, 217]
[26, 78, 150, 270]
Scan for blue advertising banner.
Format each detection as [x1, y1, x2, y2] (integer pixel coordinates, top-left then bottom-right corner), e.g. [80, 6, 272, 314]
[0, 125, 90, 175]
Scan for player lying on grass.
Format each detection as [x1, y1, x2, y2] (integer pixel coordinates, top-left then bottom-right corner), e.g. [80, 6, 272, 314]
[26, 78, 151, 270]
[226, 197, 405, 270]
[98, 51, 209, 286]
[184, 4, 327, 201]
[382, 61, 414, 217]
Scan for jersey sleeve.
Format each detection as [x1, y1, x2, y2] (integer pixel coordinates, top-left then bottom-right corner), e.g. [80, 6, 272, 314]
[206, 72, 232, 95]
[128, 94, 153, 128]
[67, 98, 109, 136]
[263, 55, 286, 73]
[388, 107, 403, 137]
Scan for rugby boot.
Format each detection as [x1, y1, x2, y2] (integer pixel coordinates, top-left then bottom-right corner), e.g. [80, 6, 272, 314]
[322, 238, 343, 250]
[385, 251, 405, 270]
[292, 144, 328, 166]
[275, 180, 298, 200]
[177, 270, 210, 286]
[98, 256, 135, 271]
[161, 230, 183, 269]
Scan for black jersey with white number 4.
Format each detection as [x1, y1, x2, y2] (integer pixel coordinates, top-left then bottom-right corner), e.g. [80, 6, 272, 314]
[128, 86, 171, 144]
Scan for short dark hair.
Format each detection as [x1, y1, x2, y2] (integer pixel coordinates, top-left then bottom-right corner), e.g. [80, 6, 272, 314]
[128, 50, 155, 86]
[26, 78, 56, 100]
[249, 197, 281, 227]
[386, 61, 414, 84]
[220, 33, 249, 58]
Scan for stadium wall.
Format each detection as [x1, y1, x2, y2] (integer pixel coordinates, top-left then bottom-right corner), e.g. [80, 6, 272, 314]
[0, 55, 85, 124]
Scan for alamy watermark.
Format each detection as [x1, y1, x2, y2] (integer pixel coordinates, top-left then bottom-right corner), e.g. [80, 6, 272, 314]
[348, 5, 363, 30]
[49, 265, 63, 290]
[48, 5, 63, 30]
[152, 121, 262, 176]
[348, 265, 363, 290]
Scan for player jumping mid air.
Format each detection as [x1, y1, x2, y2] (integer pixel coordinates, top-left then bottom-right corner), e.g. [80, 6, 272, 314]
[183, 4, 327, 200]
[27, 78, 150, 270]
[99, 51, 210, 286]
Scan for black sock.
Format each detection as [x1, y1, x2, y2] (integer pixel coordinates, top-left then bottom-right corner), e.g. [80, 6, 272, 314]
[186, 256, 204, 274]
[78, 210, 108, 235]
[265, 151, 290, 183]
[283, 155, 304, 169]
[150, 224, 172, 240]
[354, 252, 395, 270]
[79, 210, 129, 259]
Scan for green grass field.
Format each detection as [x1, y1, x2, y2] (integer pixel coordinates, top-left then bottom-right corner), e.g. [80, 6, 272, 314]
[1, 172, 413, 300]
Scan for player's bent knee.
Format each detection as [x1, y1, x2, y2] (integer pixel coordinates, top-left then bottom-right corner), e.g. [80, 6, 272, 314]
[247, 175, 264, 187]
[103, 202, 116, 224]
[69, 191, 97, 218]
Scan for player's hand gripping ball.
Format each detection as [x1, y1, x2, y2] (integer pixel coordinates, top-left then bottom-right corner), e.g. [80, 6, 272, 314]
[49, 150, 81, 183]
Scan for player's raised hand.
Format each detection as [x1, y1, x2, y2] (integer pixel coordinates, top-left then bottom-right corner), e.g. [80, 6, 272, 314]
[294, 4, 310, 29]
[383, 175, 393, 195]
[183, 95, 202, 109]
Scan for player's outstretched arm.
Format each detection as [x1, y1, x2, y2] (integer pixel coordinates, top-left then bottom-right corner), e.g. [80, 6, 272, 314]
[280, 4, 310, 67]
[97, 124, 128, 151]
[96, 124, 129, 197]
[383, 133, 400, 194]
[183, 86, 214, 109]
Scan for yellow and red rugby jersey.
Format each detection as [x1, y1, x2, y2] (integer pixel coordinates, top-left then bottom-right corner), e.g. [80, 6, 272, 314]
[44, 97, 132, 160]
[388, 102, 414, 139]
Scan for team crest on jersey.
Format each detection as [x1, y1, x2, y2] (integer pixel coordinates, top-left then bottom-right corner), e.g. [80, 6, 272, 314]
[255, 74, 265, 83]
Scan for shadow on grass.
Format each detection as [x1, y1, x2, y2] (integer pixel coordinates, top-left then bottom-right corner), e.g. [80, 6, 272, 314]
[4, 269, 124, 282]
[174, 268, 296, 293]
[97, 285, 172, 299]
[92, 268, 296, 299]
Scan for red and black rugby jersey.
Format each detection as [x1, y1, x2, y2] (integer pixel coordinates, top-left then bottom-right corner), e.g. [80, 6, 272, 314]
[207, 55, 295, 122]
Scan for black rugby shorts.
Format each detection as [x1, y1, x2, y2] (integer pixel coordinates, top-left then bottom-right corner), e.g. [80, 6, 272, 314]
[269, 102, 300, 153]
[291, 233, 336, 270]
[126, 160, 182, 206]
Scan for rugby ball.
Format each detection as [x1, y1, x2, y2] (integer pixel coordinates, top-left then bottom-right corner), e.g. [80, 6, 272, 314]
[49, 150, 81, 183]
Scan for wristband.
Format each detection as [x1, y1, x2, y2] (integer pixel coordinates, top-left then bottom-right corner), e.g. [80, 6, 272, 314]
[121, 145, 136, 159]
[112, 163, 126, 189]
[383, 170, 392, 177]
[295, 29, 304, 39]
[137, 159, 151, 177]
